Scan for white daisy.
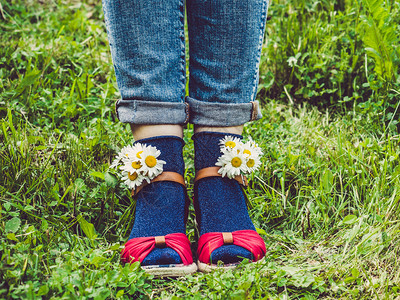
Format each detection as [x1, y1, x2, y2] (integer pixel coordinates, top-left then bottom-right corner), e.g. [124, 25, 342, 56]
[121, 170, 145, 189]
[242, 139, 263, 158]
[219, 136, 242, 152]
[249, 138, 263, 154]
[110, 145, 136, 169]
[121, 154, 144, 175]
[110, 157, 122, 170]
[216, 150, 247, 179]
[129, 143, 147, 160]
[244, 155, 262, 174]
[138, 146, 166, 179]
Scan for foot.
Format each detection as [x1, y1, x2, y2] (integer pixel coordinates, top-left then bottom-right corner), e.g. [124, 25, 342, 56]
[124, 136, 188, 266]
[193, 131, 261, 265]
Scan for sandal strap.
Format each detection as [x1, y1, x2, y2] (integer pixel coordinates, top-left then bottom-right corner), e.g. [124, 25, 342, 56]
[121, 233, 193, 265]
[197, 230, 266, 264]
[194, 166, 248, 186]
[132, 171, 186, 196]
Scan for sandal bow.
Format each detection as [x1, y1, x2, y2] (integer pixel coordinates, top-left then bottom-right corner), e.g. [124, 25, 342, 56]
[121, 233, 193, 265]
[197, 230, 266, 264]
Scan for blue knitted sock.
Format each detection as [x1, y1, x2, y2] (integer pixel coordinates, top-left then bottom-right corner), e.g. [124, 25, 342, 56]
[193, 131, 255, 264]
[127, 136, 188, 266]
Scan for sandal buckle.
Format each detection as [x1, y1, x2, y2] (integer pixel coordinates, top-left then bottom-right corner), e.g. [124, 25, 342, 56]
[155, 236, 166, 247]
[222, 232, 233, 245]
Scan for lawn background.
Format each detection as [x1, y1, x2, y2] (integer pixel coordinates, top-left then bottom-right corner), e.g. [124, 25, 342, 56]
[0, 0, 400, 298]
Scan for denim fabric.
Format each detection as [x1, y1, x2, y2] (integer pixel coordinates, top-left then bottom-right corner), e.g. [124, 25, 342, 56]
[102, 0, 268, 126]
[102, 0, 186, 112]
[186, 97, 263, 126]
[128, 136, 188, 265]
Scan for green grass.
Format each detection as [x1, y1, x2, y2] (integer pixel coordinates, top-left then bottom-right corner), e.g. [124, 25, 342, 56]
[1, 0, 400, 299]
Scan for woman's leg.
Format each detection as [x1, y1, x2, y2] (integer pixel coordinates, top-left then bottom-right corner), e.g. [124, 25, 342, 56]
[130, 125, 183, 140]
[187, 0, 269, 266]
[102, 0, 194, 270]
[102, 0, 188, 125]
[186, 0, 268, 127]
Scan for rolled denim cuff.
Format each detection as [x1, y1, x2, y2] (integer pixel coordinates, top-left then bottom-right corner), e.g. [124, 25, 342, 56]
[115, 99, 189, 124]
[185, 97, 263, 126]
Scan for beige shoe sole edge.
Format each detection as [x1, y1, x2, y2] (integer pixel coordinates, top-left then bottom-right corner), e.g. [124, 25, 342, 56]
[142, 262, 198, 277]
[197, 257, 266, 273]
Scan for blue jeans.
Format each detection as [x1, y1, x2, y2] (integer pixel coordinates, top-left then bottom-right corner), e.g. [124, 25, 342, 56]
[102, 0, 268, 126]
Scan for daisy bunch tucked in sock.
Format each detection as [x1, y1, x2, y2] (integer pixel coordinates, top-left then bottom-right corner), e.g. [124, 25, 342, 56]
[110, 143, 166, 190]
[216, 136, 262, 179]
[111, 136, 189, 267]
[193, 132, 265, 266]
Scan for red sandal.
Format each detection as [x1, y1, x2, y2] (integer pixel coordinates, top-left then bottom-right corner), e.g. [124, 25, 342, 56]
[194, 167, 266, 272]
[121, 171, 197, 276]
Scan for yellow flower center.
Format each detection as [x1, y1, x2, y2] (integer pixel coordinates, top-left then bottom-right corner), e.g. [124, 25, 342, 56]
[247, 159, 255, 168]
[244, 149, 251, 156]
[128, 172, 138, 181]
[145, 155, 157, 168]
[132, 161, 142, 169]
[136, 151, 143, 159]
[225, 141, 236, 148]
[231, 157, 242, 168]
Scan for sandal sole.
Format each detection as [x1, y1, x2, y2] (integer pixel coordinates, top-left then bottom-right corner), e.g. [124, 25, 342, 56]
[142, 262, 198, 277]
[197, 260, 239, 272]
[197, 257, 265, 273]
